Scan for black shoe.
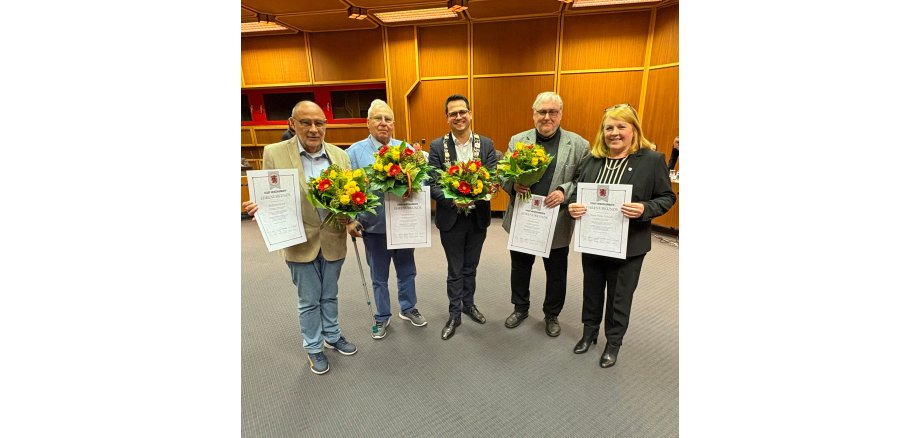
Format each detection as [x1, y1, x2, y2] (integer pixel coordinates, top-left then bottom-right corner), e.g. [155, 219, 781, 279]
[441, 317, 461, 340]
[600, 344, 619, 368]
[504, 311, 528, 328]
[462, 305, 486, 324]
[544, 315, 561, 337]
[574, 325, 599, 354]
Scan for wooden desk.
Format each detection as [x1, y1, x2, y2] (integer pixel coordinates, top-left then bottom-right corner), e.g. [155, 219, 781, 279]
[652, 180, 679, 230]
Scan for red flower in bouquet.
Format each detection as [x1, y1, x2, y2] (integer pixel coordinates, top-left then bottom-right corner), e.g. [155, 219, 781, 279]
[351, 191, 366, 205]
[367, 141, 434, 198]
[317, 178, 332, 192]
[435, 159, 497, 215]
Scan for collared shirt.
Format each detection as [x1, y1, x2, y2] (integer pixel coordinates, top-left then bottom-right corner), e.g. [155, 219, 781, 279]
[346, 135, 406, 234]
[298, 137, 330, 179]
[298, 138, 331, 222]
[451, 132, 473, 162]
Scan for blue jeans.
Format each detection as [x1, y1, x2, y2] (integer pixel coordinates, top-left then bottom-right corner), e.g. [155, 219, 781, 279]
[287, 252, 344, 353]
[363, 233, 417, 323]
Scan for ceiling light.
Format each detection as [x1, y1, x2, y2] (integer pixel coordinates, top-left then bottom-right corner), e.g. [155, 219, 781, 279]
[241, 20, 296, 35]
[572, 0, 660, 7]
[348, 6, 368, 20]
[558, 0, 574, 3]
[447, 0, 469, 12]
[375, 7, 458, 23]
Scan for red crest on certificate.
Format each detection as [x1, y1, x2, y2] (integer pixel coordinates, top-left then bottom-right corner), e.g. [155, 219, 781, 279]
[269, 171, 281, 189]
[598, 185, 609, 202]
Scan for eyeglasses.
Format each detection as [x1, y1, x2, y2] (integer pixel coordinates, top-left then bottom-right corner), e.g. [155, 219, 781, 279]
[534, 109, 561, 118]
[604, 103, 636, 114]
[447, 109, 470, 119]
[369, 115, 394, 123]
[293, 118, 327, 128]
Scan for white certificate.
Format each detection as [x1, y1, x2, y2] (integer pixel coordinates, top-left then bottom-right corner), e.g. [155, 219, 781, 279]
[573, 183, 632, 259]
[385, 186, 432, 249]
[246, 169, 307, 252]
[506, 194, 559, 258]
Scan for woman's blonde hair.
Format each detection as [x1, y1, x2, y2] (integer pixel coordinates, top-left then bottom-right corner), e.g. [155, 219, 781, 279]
[590, 104, 653, 158]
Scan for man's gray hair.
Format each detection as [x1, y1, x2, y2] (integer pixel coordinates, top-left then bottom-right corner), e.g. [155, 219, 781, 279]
[532, 92, 563, 111]
[367, 99, 393, 118]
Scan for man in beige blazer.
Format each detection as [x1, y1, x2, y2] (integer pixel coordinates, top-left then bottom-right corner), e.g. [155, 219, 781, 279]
[243, 101, 360, 376]
[500, 92, 589, 337]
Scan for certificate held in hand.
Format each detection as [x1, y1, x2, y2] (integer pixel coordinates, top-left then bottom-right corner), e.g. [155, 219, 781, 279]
[573, 183, 631, 259]
[246, 169, 308, 252]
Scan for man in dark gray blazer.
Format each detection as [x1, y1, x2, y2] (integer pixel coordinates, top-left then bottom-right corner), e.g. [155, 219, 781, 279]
[427, 94, 498, 340]
[501, 92, 589, 337]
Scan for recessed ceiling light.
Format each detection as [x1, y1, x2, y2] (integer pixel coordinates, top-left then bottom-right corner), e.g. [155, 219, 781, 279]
[374, 7, 459, 23]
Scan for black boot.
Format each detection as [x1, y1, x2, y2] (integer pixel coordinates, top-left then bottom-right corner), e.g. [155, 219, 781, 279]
[600, 343, 619, 368]
[573, 325, 599, 354]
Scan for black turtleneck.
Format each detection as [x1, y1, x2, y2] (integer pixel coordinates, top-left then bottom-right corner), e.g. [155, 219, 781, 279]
[530, 128, 561, 196]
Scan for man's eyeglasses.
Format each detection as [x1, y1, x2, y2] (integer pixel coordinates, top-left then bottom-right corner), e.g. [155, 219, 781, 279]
[369, 115, 394, 124]
[292, 119, 327, 128]
[447, 109, 470, 119]
[535, 109, 561, 118]
[604, 103, 636, 114]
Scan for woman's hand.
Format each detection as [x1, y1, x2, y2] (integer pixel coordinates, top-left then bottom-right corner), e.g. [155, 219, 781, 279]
[621, 202, 645, 219]
[568, 202, 586, 219]
[513, 183, 530, 194]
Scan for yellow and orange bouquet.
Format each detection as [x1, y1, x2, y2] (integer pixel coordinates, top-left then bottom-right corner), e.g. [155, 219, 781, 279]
[495, 142, 554, 199]
[435, 159, 498, 215]
[368, 141, 433, 197]
[306, 164, 381, 228]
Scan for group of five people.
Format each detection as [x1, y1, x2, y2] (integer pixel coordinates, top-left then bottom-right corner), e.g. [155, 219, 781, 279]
[242, 92, 675, 375]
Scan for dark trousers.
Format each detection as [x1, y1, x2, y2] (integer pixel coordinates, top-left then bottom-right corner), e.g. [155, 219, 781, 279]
[510, 246, 569, 317]
[581, 252, 646, 347]
[439, 214, 487, 318]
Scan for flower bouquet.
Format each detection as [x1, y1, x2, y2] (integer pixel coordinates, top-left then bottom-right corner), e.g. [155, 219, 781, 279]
[495, 142, 554, 200]
[306, 164, 381, 229]
[368, 141, 433, 197]
[435, 159, 498, 215]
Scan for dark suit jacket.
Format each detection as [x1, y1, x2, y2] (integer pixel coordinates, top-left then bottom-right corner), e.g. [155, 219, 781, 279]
[427, 133, 498, 231]
[570, 148, 676, 257]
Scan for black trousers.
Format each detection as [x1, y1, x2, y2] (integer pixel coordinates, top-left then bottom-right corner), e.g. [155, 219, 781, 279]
[510, 246, 569, 317]
[439, 213, 487, 318]
[581, 252, 646, 347]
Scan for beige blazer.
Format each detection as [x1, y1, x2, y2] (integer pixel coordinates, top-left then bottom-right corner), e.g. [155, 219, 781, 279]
[262, 137, 351, 263]
[501, 128, 590, 249]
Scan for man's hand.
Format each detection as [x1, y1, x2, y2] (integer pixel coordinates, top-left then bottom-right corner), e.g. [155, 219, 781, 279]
[242, 201, 259, 218]
[544, 189, 564, 209]
[513, 183, 530, 194]
[346, 220, 363, 238]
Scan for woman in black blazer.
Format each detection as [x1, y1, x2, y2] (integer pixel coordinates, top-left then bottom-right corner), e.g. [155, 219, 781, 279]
[566, 104, 676, 368]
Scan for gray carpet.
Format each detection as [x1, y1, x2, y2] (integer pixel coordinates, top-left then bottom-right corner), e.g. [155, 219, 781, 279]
[242, 217, 679, 437]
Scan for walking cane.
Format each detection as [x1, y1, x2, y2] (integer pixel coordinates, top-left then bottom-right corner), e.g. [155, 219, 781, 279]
[350, 223, 379, 336]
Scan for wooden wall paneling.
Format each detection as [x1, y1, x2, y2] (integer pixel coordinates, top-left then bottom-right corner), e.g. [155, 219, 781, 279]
[310, 29, 386, 83]
[418, 24, 469, 78]
[242, 128, 255, 145]
[241, 34, 311, 85]
[385, 26, 419, 141]
[407, 79, 469, 153]
[241, 148, 263, 160]
[472, 75, 555, 154]
[324, 126, 371, 146]
[472, 18, 557, 75]
[561, 11, 651, 71]
[254, 127, 289, 145]
[558, 71, 644, 143]
[650, 4, 679, 66]
[642, 66, 679, 162]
